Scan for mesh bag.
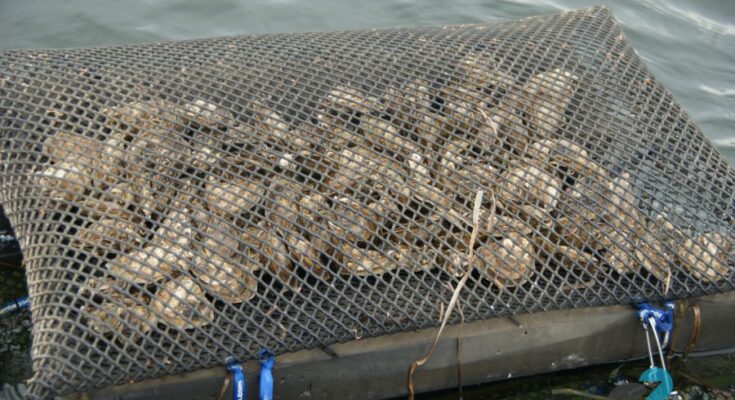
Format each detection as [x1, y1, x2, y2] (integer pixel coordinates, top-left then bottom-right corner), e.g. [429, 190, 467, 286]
[1, 6, 733, 398]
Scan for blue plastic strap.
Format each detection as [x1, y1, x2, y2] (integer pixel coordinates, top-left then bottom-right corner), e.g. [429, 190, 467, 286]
[635, 302, 674, 335]
[226, 359, 246, 400]
[0, 296, 30, 317]
[258, 348, 275, 400]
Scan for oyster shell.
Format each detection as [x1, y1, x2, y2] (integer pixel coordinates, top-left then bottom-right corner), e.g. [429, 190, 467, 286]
[634, 239, 671, 284]
[79, 276, 151, 335]
[249, 101, 290, 141]
[497, 164, 561, 209]
[75, 212, 145, 254]
[192, 250, 257, 303]
[266, 178, 301, 232]
[205, 175, 264, 216]
[82, 291, 153, 336]
[107, 200, 194, 284]
[287, 232, 328, 279]
[182, 99, 235, 129]
[473, 234, 535, 288]
[124, 125, 191, 178]
[361, 116, 411, 154]
[435, 136, 498, 200]
[150, 276, 214, 330]
[43, 131, 102, 163]
[192, 217, 262, 303]
[442, 85, 481, 131]
[527, 138, 591, 176]
[108, 244, 189, 284]
[524, 68, 577, 104]
[381, 79, 433, 123]
[678, 232, 732, 282]
[101, 99, 187, 134]
[546, 244, 598, 282]
[457, 52, 513, 97]
[329, 197, 380, 243]
[341, 247, 396, 276]
[37, 160, 91, 201]
[259, 227, 300, 290]
[298, 193, 337, 256]
[597, 225, 638, 274]
[324, 85, 382, 115]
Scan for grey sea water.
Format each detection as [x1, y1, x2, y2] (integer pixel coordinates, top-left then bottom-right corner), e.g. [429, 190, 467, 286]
[0, 0, 733, 160]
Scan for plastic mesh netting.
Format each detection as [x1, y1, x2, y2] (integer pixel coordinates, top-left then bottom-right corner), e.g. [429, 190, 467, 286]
[1, 6, 734, 398]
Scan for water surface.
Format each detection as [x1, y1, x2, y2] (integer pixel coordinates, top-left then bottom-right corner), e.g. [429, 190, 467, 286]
[1, 0, 733, 160]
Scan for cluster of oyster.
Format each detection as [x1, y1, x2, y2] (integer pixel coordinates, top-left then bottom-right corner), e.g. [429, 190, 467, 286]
[36, 50, 731, 334]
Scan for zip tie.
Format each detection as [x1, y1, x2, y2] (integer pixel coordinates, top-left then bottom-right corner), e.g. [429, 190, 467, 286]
[218, 356, 245, 400]
[258, 348, 275, 400]
[0, 296, 29, 317]
[635, 302, 674, 348]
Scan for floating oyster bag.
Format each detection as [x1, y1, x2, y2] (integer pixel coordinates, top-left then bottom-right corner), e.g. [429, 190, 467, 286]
[0, 6, 733, 398]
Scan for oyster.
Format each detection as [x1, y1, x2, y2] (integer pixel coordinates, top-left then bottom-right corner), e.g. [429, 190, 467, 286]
[527, 138, 591, 176]
[524, 69, 577, 102]
[43, 131, 102, 163]
[413, 113, 450, 148]
[192, 217, 258, 303]
[124, 124, 191, 179]
[192, 250, 257, 303]
[342, 247, 396, 276]
[82, 290, 153, 336]
[91, 130, 129, 188]
[473, 234, 535, 288]
[287, 232, 328, 279]
[324, 85, 382, 115]
[266, 178, 301, 232]
[259, 227, 300, 290]
[150, 276, 214, 330]
[435, 137, 498, 200]
[108, 243, 189, 284]
[249, 101, 290, 141]
[107, 200, 194, 283]
[442, 84, 481, 131]
[678, 232, 732, 282]
[205, 175, 264, 217]
[75, 211, 145, 254]
[605, 172, 638, 229]
[597, 225, 638, 274]
[522, 69, 578, 135]
[547, 245, 598, 282]
[126, 173, 181, 218]
[329, 197, 380, 243]
[457, 52, 513, 96]
[335, 147, 408, 204]
[37, 160, 91, 201]
[486, 102, 530, 152]
[497, 164, 561, 209]
[101, 99, 187, 134]
[182, 99, 235, 129]
[447, 207, 531, 238]
[381, 79, 433, 123]
[298, 193, 337, 256]
[361, 116, 412, 154]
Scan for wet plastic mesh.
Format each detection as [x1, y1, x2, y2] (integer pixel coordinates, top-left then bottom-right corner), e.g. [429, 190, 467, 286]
[1, 6, 734, 398]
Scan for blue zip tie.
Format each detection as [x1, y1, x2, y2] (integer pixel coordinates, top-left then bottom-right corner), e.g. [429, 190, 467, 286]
[635, 302, 674, 336]
[0, 296, 29, 317]
[224, 356, 246, 400]
[258, 348, 275, 400]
